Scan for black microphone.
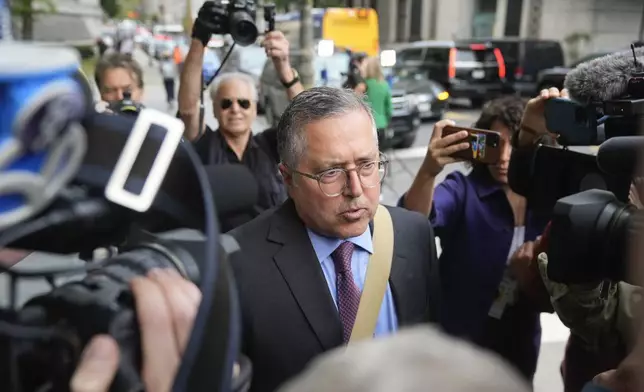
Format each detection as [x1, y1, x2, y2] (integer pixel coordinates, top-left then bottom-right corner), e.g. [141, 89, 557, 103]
[597, 136, 644, 177]
[564, 46, 644, 103]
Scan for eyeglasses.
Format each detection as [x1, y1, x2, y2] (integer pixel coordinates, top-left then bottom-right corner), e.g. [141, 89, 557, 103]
[286, 155, 389, 197]
[220, 98, 251, 110]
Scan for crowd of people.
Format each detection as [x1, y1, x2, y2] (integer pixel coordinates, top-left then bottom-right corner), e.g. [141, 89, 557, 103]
[75, 7, 644, 392]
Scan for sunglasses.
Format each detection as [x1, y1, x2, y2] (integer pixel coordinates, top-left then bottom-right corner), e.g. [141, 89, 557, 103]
[220, 98, 251, 110]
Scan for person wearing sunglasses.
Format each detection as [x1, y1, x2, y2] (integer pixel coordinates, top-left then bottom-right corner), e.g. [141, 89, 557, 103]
[178, 19, 303, 232]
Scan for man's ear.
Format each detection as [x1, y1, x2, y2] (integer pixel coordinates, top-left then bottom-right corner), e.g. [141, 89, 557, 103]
[278, 163, 293, 186]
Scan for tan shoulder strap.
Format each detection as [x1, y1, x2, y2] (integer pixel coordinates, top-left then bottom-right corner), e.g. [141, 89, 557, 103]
[349, 204, 394, 344]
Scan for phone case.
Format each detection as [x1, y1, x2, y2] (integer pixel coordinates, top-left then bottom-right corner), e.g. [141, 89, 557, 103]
[442, 125, 502, 165]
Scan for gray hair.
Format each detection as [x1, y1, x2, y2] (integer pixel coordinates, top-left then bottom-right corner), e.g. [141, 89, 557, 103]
[209, 72, 258, 101]
[278, 326, 531, 392]
[277, 86, 377, 168]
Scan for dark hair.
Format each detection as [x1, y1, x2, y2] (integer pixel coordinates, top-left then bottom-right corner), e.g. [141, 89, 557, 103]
[468, 95, 527, 172]
[94, 53, 144, 91]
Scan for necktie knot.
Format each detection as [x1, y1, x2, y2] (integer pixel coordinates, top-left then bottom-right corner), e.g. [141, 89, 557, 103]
[332, 241, 355, 275]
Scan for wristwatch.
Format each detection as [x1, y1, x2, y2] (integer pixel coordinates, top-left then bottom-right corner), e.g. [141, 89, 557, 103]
[281, 68, 300, 89]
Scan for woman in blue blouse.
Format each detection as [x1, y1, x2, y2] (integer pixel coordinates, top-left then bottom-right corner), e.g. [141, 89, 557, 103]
[401, 96, 549, 382]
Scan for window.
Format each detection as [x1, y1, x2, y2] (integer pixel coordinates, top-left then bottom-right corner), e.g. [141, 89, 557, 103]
[456, 49, 497, 63]
[424, 48, 449, 63]
[398, 48, 424, 62]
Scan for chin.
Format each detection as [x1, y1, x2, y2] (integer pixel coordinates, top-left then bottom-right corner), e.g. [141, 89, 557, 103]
[335, 219, 370, 239]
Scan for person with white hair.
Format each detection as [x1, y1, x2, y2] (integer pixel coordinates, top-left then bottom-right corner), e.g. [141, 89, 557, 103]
[278, 326, 531, 392]
[178, 16, 304, 231]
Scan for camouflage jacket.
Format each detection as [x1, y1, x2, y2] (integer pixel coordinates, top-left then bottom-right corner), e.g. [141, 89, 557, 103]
[537, 252, 643, 352]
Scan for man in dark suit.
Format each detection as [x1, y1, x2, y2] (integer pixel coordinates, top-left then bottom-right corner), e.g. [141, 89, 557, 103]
[229, 87, 441, 392]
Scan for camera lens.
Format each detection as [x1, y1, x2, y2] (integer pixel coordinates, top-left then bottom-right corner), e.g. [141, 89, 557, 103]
[548, 189, 637, 284]
[229, 11, 258, 46]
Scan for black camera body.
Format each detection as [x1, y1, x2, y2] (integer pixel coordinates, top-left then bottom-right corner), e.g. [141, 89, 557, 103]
[107, 90, 144, 116]
[510, 45, 644, 284]
[206, 1, 276, 46]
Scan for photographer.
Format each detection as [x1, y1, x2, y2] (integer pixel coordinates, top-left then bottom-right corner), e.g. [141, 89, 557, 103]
[509, 86, 644, 391]
[400, 96, 549, 382]
[69, 268, 201, 392]
[178, 1, 303, 232]
[94, 52, 144, 105]
[342, 52, 367, 94]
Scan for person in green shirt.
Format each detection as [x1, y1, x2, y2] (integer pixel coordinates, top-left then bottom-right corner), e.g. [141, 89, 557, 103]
[362, 57, 393, 148]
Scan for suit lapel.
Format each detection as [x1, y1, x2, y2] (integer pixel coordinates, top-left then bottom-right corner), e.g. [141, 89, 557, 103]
[268, 199, 343, 350]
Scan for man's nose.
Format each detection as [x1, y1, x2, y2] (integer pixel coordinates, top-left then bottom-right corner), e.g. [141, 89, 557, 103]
[114, 90, 125, 101]
[229, 101, 242, 113]
[344, 171, 363, 198]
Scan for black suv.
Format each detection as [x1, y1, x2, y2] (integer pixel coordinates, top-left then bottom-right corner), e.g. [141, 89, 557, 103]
[536, 51, 614, 92]
[459, 38, 564, 96]
[394, 41, 506, 107]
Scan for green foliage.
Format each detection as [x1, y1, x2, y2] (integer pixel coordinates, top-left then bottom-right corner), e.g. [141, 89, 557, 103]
[10, 0, 56, 39]
[10, 0, 55, 16]
[117, 0, 141, 19]
[100, 0, 120, 18]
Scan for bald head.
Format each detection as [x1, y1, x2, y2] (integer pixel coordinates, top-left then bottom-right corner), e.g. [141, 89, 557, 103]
[278, 326, 531, 392]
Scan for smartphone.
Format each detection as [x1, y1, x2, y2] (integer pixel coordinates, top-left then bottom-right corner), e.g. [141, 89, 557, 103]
[442, 125, 502, 165]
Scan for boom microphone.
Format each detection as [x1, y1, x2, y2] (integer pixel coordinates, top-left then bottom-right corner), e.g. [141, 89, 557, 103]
[564, 46, 644, 103]
[597, 136, 644, 177]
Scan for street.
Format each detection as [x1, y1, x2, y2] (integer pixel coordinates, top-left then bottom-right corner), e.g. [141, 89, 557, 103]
[0, 52, 567, 391]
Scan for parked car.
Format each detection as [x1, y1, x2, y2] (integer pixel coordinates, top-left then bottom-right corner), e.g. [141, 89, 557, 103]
[393, 40, 506, 107]
[459, 38, 564, 96]
[260, 50, 350, 127]
[536, 51, 614, 92]
[383, 66, 449, 148]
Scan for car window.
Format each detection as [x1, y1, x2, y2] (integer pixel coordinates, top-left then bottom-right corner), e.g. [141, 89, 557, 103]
[423, 47, 449, 63]
[397, 48, 424, 63]
[456, 49, 497, 63]
[390, 66, 428, 82]
[524, 41, 564, 71]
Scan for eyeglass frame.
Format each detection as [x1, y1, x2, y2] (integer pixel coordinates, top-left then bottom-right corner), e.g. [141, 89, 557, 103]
[283, 153, 390, 197]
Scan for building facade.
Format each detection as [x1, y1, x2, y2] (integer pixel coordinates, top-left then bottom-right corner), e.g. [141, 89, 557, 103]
[12, 0, 104, 45]
[373, 0, 644, 62]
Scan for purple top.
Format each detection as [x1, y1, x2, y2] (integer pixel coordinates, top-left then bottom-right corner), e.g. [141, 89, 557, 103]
[401, 168, 549, 379]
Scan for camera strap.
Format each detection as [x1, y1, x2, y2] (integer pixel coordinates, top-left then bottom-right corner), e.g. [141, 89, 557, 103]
[349, 205, 394, 344]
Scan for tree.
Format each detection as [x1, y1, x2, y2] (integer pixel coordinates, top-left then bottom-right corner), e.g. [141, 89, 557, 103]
[298, 0, 315, 89]
[100, 0, 120, 18]
[10, 0, 55, 40]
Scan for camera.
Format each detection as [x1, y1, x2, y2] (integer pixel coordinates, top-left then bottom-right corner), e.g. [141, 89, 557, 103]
[212, 0, 274, 46]
[107, 90, 144, 116]
[510, 44, 644, 284]
[0, 41, 252, 389]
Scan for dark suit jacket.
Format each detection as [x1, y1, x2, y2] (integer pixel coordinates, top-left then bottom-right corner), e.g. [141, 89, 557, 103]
[227, 199, 441, 392]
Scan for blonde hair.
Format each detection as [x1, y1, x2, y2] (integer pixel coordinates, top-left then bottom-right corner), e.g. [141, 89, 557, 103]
[364, 57, 384, 81]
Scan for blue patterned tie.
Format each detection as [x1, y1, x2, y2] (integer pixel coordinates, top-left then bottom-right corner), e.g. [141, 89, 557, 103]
[332, 241, 361, 343]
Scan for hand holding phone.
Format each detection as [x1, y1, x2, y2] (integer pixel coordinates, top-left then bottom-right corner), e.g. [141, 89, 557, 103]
[422, 120, 471, 176]
[442, 125, 502, 165]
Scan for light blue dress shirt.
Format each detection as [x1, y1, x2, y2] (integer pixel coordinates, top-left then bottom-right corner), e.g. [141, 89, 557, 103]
[306, 227, 398, 338]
